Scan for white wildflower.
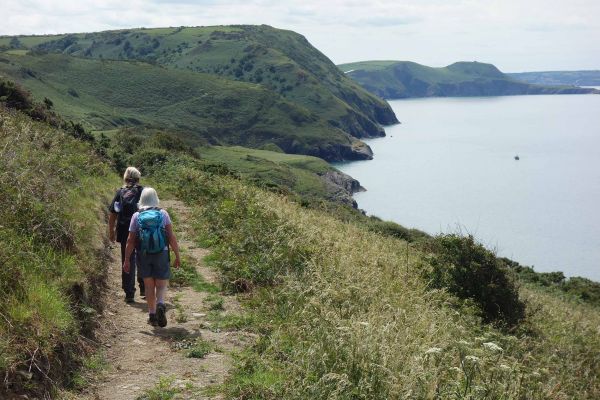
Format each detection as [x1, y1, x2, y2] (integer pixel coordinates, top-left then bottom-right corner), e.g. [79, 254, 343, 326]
[473, 385, 486, 393]
[458, 340, 471, 346]
[425, 347, 442, 355]
[464, 355, 480, 363]
[482, 342, 503, 352]
[499, 364, 511, 371]
[357, 321, 369, 327]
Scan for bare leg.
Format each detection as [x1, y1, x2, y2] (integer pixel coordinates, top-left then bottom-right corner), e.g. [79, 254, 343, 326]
[144, 277, 157, 314]
[155, 279, 168, 304]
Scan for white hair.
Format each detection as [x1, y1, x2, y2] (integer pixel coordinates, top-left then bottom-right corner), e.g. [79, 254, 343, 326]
[123, 167, 141, 183]
[138, 187, 160, 209]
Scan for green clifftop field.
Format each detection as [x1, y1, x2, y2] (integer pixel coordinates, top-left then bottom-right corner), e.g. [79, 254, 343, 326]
[0, 25, 398, 161]
[339, 60, 599, 98]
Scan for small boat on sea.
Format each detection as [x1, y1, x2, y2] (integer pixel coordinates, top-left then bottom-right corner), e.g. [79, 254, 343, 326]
[514, 155, 520, 160]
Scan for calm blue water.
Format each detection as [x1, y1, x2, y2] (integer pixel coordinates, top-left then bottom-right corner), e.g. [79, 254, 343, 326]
[337, 95, 600, 281]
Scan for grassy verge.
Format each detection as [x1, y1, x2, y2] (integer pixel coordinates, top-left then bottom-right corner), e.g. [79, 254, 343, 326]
[0, 106, 114, 397]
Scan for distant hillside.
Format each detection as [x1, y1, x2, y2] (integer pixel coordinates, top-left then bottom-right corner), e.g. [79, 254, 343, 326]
[338, 60, 599, 98]
[508, 70, 600, 86]
[0, 53, 378, 161]
[0, 26, 398, 161]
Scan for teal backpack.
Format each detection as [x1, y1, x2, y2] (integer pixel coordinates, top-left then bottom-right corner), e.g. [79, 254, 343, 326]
[138, 208, 167, 255]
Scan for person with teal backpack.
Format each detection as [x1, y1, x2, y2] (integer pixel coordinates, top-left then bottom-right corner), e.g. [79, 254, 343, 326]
[123, 187, 181, 327]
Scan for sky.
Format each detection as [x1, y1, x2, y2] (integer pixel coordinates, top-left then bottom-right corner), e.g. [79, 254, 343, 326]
[2, 0, 599, 72]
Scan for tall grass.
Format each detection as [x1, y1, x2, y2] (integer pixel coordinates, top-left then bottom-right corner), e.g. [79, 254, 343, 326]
[157, 161, 600, 399]
[0, 106, 113, 396]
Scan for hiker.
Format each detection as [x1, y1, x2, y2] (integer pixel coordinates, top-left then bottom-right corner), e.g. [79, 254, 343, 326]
[123, 187, 181, 327]
[108, 167, 145, 303]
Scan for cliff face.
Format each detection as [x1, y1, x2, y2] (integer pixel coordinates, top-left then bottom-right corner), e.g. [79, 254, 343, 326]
[320, 170, 365, 207]
[340, 60, 600, 99]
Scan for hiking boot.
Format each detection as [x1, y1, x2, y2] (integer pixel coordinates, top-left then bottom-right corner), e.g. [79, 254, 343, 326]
[125, 295, 135, 304]
[147, 314, 157, 326]
[140, 287, 145, 298]
[156, 303, 167, 327]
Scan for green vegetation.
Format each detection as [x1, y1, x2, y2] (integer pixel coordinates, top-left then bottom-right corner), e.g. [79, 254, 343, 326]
[508, 70, 600, 86]
[204, 294, 225, 311]
[0, 53, 362, 161]
[146, 159, 600, 399]
[502, 257, 600, 307]
[197, 146, 360, 206]
[105, 126, 361, 206]
[186, 338, 215, 359]
[338, 60, 599, 98]
[204, 311, 258, 333]
[136, 375, 185, 400]
[2, 55, 599, 398]
[424, 235, 525, 327]
[0, 104, 113, 397]
[0, 25, 400, 161]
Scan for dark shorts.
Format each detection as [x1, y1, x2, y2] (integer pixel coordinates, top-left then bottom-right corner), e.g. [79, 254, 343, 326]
[139, 250, 171, 280]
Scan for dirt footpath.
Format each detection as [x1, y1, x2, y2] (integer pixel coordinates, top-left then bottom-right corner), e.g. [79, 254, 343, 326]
[81, 200, 252, 400]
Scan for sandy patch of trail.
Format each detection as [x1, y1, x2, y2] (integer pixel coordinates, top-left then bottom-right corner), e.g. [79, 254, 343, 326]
[82, 200, 251, 399]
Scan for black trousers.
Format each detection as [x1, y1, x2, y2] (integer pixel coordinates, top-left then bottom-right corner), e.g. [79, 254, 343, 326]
[119, 238, 144, 297]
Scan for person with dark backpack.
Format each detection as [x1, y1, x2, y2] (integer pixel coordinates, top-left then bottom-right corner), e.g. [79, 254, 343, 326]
[108, 167, 145, 303]
[123, 187, 181, 327]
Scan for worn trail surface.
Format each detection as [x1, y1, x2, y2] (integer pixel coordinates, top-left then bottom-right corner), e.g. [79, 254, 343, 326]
[81, 200, 251, 400]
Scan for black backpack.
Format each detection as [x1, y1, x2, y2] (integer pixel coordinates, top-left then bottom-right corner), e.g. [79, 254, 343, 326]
[117, 185, 143, 229]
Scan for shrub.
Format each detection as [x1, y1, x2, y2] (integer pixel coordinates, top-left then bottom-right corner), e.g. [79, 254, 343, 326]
[260, 142, 284, 153]
[144, 131, 199, 158]
[365, 216, 429, 242]
[424, 234, 525, 327]
[203, 186, 312, 291]
[562, 277, 600, 305]
[114, 129, 144, 154]
[129, 147, 169, 175]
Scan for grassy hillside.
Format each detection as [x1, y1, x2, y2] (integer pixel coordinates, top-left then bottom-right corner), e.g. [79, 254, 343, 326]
[0, 25, 399, 160]
[2, 78, 599, 398]
[508, 70, 600, 86]
[339, 60, 599, 98]
[199, 146, 361, 206]
[151, 159, 600, 399]
[0, 52, 377, 161]
[0, 104, 114, 397]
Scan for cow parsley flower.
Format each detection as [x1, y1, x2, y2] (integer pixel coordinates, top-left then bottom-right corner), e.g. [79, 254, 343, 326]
[425, 347, 442, 355]
[483, 342, 503, 352]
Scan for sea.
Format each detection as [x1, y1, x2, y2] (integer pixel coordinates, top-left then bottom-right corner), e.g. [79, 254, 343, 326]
[336, 92, 600, 281]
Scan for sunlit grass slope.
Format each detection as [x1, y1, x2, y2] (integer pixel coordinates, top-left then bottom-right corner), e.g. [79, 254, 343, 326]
[0, 106, 113, 397]
[153, 163, 600, 399]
